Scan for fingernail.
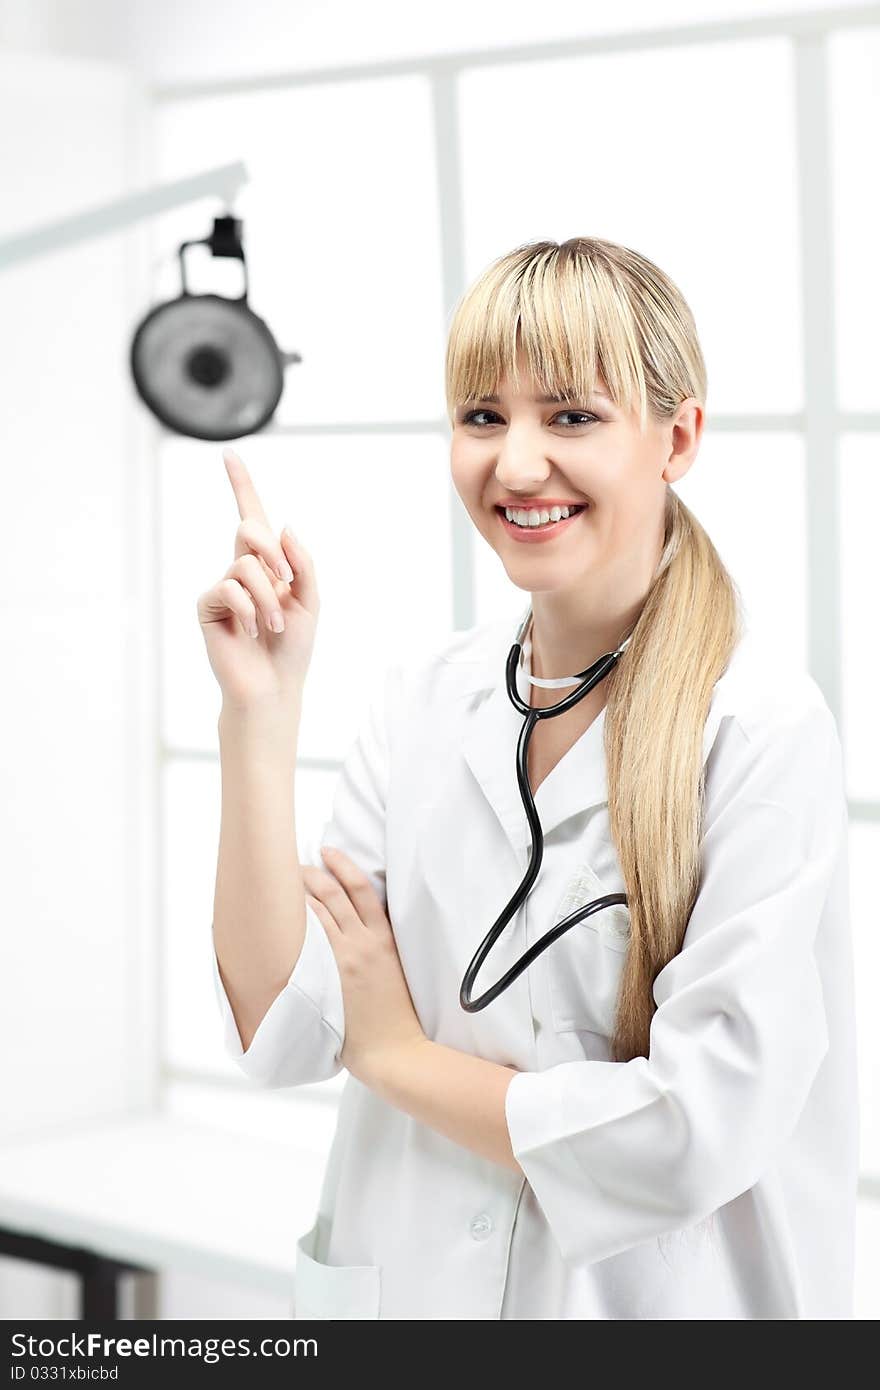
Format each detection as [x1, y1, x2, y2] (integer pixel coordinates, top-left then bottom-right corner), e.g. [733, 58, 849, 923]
[282, 524, 297, 541]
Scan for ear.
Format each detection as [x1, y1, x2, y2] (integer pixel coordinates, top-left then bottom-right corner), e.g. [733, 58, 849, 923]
[661, 398, 703, 486]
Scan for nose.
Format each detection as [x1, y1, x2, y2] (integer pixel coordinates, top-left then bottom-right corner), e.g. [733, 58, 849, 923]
[493, 424, 551, 492]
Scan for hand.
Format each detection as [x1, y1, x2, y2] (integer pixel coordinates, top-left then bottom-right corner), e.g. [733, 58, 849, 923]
[302, 847, 427, 1086]
[196, 447, 321, 711]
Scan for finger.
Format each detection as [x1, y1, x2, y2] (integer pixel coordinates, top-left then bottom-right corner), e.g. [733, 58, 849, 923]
[199, 577, 261, 639]
[302, 866, 363, 933]
[223, 447, 271, 528]
[305, 891, 340, 937]
[235, 516, 295, 583]
[279, 526, 319, 612]
[227, 553, 286, 635]
[319, 848, 388, 930]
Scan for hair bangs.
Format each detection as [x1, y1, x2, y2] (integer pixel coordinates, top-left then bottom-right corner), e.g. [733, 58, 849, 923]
[445, 239, 651, 430]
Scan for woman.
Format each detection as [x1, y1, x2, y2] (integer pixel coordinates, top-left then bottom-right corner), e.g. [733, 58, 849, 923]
[200, 236, 858, 1320]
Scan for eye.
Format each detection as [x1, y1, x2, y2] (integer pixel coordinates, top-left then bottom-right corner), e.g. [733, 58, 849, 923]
[460, 409, 599, 427]
[461, 409, 500, 426]
[555, 411, 599, 427]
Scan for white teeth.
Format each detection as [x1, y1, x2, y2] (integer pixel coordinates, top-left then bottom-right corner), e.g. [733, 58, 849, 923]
[504, 504, 580, 528]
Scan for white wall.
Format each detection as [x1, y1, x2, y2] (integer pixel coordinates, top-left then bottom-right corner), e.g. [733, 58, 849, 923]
[0, 45, 156, 1315]
[0, 0, 127, 61]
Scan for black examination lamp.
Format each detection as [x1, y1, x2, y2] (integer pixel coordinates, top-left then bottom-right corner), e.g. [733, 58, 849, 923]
[129, 214, 302, 442]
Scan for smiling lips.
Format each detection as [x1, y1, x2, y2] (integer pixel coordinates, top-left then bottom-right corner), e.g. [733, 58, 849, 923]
[495, 503, 589, 543]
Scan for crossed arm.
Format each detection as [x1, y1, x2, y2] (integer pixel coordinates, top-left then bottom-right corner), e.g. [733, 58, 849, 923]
[302, 845, 523, 1174]
[366, 1036, 523, 1174]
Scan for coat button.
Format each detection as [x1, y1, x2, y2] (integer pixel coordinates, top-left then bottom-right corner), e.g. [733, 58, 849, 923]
[470, 1212, 493, 1240]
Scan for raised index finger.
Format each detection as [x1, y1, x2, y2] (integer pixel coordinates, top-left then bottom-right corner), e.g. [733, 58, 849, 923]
[222, 447, 271, 527]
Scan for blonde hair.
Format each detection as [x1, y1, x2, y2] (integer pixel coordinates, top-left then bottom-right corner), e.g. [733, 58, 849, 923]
[444, 237, 743, 1063]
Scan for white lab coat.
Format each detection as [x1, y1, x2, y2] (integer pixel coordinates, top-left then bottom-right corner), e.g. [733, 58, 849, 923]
[212, 609, 859, 1320]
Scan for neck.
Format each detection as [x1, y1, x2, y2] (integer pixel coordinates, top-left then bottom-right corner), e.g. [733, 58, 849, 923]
[529, 528, 664, 680]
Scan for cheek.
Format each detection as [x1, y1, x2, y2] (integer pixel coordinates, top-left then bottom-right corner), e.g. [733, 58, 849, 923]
[599, 487, 662, 556]
[449, 449, 471, 497]
[603, 461, 653, 511]
[450, 452, 488, 517]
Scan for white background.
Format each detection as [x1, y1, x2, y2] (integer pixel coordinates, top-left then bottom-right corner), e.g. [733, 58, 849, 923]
[0, 0, 876, 1321]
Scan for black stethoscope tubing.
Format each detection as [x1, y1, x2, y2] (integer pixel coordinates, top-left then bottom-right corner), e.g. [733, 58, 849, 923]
[459, 609, 632, 1013]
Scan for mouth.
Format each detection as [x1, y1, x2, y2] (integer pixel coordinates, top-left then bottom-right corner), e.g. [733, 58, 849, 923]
[494, 503, 589, 542]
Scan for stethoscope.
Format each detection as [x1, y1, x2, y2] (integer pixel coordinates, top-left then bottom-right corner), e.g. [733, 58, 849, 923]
[459, 606, 633, 1013]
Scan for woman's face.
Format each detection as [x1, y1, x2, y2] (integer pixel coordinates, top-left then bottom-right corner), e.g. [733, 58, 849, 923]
[450, 350, 701, 598]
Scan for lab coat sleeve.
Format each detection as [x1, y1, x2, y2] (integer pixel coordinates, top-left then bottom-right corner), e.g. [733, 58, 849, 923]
[211, 662, 402, 1089]
[504, 692, 847, 1267]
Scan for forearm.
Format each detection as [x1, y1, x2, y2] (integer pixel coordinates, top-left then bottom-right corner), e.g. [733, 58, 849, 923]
[365, 1039, 524, 1174]
[213, 697, 306, 1052]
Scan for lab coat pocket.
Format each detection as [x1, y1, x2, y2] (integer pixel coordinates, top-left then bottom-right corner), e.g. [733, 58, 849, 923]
[294, 1217, 381, 1320]
[547, 861, 631, 1037]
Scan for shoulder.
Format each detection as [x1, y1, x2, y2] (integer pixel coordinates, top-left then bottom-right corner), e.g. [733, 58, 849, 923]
[370, 614, 516, 752]
[702, 627, 844, 830]
[389, 612, 517, 705]
[707, 628, 837, 751]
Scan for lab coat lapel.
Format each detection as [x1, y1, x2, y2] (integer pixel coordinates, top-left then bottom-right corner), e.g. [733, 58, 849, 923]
[459, 652, 609, 859]
[458, 620, 734, 861]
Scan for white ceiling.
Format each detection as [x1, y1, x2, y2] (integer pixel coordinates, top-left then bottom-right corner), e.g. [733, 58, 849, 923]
[0, 0, 859, 84]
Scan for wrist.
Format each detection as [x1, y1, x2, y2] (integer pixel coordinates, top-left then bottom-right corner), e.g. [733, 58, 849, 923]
[356, 1032, 431, 1095]
[218, 697, 302, 766]
[219, 691, 302, 731]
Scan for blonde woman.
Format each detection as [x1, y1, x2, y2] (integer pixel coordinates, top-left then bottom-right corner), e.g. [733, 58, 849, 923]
[201, 237, 858, 1320]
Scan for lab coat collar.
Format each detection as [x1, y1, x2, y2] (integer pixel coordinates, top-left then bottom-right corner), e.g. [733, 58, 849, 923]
[452, 613, 735, 857]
